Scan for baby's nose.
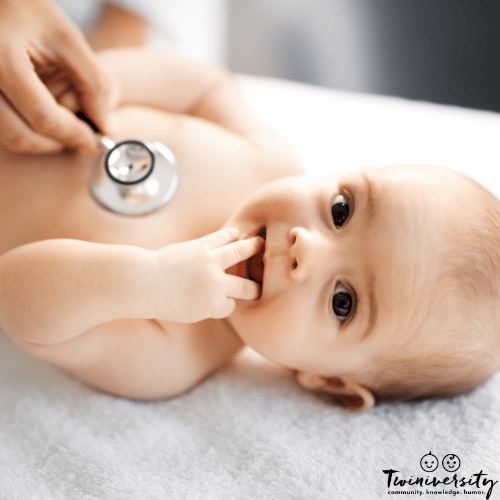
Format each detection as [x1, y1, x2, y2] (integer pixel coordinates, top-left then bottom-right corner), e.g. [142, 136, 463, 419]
[288, 227, 331, 281]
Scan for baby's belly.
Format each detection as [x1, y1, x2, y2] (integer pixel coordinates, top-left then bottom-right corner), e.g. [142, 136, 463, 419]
[0, 106, 232, 255]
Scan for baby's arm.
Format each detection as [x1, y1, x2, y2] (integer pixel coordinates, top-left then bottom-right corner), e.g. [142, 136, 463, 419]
[97, 48, 303, 177]
[0, 239, 158, 345]
[99, 48, 261, 134]
[0, 231, 259, 398]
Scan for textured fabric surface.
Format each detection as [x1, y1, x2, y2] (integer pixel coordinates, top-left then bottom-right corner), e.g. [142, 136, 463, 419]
[1, 76, 499, 499]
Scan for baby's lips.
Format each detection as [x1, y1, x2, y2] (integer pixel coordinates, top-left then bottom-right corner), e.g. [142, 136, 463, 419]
[255, 281, 263, 300]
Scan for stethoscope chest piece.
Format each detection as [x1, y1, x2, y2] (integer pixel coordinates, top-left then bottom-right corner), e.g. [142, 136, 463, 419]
[91, 137, 179, 215]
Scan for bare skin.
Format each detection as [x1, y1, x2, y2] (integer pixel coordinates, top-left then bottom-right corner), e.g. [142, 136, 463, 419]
[2, 49, 494, 411]
[88, 3, 151, 51]
[0, 0, 114, 155]
[0, 49, 303, 399]
[226, 165, 500, 409]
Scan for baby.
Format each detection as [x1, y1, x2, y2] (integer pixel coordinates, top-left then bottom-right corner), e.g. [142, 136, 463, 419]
[0, 49, 499, 411]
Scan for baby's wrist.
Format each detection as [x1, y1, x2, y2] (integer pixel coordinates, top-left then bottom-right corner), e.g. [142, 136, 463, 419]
[150, 246, 187, 322]
[111, 246, 162, 321]
[149, 249, 168, 320]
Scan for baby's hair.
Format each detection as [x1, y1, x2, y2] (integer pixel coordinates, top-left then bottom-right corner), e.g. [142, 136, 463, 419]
[370, 171, 500, 403]
[371, 331, 497, 403]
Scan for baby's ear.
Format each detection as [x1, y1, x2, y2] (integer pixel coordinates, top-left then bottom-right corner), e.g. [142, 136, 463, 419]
[296, 371, 375, 412]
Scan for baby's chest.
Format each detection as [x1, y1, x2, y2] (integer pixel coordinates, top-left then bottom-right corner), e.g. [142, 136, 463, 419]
[0, 150, 253, 254]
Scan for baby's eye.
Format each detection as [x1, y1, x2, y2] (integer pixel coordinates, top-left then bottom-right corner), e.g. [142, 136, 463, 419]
[331, 194, 350, 227]
[332, 284, 353, 321]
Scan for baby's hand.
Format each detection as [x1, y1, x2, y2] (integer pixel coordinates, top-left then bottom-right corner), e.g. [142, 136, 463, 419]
[153, 228, 263, 323]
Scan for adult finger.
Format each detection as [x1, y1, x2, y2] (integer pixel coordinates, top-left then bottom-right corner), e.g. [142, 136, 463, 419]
[44, 77, 80, 111]
[0, 92, 64, 153]
[0, 50, 98, 155]
[57, 89, 80, 112]
[56, 33, 114, 134]
[219, 236, 264, 270]
[198, 228, 240, 249]
[224, 274, 261, 301]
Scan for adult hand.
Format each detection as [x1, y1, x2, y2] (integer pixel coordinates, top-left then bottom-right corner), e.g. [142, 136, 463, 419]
[0, 0, 114, 155]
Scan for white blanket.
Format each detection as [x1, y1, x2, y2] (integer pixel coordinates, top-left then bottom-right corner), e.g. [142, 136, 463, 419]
[1, 76, 500, 499]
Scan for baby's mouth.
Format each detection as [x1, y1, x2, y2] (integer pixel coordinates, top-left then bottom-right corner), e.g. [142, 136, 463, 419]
[248, 228, 266, 286]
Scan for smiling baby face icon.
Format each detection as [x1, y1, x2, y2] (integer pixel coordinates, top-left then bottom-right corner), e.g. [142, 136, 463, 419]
[420, 452, 439, 472]
[442, 454, 461, 472]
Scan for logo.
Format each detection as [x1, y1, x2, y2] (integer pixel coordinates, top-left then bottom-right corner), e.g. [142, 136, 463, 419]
[442, 454, 461, 473]
[420, 452, 439, 473]
[383, 452, 498, 498]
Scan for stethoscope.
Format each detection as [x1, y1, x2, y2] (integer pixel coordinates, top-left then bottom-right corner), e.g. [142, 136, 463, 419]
[78, 112, 179, 216]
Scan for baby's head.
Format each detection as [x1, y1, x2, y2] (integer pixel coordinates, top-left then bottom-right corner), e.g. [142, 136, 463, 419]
[226, 164, 500, 411]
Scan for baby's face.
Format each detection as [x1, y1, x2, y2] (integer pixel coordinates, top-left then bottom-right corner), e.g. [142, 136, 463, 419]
[226, 165, 459, 382]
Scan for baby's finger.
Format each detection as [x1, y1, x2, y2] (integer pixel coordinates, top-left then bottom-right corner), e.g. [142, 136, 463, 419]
[211, 298, 236, 319]
[219, 236, 264, 270]
[225, 274, 261, 301]
[199, 228, 240, 249]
